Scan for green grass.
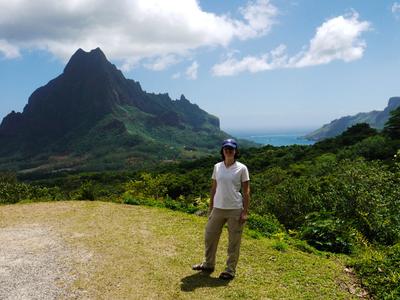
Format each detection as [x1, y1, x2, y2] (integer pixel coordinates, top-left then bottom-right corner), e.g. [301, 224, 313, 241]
[0, 201, 363, 299]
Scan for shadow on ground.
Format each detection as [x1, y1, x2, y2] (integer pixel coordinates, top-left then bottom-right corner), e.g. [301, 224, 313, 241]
[180, 272, 230, 292]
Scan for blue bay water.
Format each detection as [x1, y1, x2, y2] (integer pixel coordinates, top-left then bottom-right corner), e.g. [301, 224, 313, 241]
[234, 133, 315, 147]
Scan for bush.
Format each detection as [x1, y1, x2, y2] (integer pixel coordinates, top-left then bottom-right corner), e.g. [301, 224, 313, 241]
[122, 194, 163, 207]
[247, 213, 284, 237]
[122, 195, 144, 205]
[352, 243, 400, 299]
[0, 182, 27, 204]
[290, 239, 321, 255]
[342, 135, 392, 161]
[300, 212, 356, 254]
[268, 176, 323, 229]
[76, 181, 96, 200]
[0, 180, 63, 204]
[325, 160, 400, 245]
[272, 240, 289, 252]
[255, 159, 400, 246]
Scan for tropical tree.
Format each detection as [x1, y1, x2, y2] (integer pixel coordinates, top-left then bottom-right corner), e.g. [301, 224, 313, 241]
[384, 107, 400, 139]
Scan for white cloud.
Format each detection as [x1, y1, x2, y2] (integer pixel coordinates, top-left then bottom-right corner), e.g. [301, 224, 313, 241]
[185, 61, 199, 79]
[392, 2, 400, 18]
[292, 12, 371, 67]
[144, 55, 180, 71]
[0, 0, 278, 69]
[235, 0, 278, 39]
[212, 12, 371, 76]
[212, 44, 287, 76]
[0, 39, 20, 59]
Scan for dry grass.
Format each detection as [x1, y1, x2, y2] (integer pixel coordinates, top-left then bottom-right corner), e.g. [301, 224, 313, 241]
[0, 201, 361, 299]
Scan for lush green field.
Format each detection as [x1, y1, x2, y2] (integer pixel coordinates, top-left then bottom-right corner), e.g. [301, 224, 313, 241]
[0, 201, 365, 299]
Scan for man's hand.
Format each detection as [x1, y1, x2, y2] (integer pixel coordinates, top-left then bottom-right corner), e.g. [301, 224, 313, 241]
[240, 211, 248, 224]
[241, 180, 250, 224]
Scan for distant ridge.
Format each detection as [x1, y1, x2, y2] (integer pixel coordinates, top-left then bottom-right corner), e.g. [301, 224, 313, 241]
[0, 48, 230, 172]
[305, 97, 400, 141]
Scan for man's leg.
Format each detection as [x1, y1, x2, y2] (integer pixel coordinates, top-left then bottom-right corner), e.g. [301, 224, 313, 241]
[225, 209, 244, 276]
[203, 208, 226, 268]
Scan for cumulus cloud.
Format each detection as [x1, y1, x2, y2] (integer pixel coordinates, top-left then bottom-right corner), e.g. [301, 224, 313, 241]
[392, 2, 400, 18]
[144, 55, 180, 71]
[0, 39, 20, 59]
[185, 61, 199, 79]
[292, 12, 371, 67]
[212, 44, 287, 76]
[235, 0, 278, 39]
[212, 12, 371, 76]
[0, 0, 278, 69]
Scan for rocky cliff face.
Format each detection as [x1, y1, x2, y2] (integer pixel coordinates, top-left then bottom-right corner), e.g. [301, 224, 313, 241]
[0, 48, 228, 171]
[305, 97, 400, 141]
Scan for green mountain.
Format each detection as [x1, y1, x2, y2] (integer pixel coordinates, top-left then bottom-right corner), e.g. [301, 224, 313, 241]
[305, 97, 400, 141]
[0, 48, 231, 172]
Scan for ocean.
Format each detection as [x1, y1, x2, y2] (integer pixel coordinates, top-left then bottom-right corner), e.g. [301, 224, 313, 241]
[233, 133, 315, 147]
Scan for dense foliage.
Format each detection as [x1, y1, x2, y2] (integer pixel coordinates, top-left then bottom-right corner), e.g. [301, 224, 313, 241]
[351, 243, 400, 299]
[384, 106, 400, 139]
[0, 172, 63, 204]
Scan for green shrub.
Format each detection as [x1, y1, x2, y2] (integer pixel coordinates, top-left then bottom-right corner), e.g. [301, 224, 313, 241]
[164, 197, 181, 210]
[253, 159, 400, 246]
[245, 229, 263, 239]
[352, 243, 400, 299]
[325, 160, 400, 245]
[0, 180, 63, 204]
[122, 193, 163, 207]
[247, 213, 284, 237]
[268, 176, 323, 229]
[76, 181, 96, 200]
[341, 135, 392, 161]
[123, 195, 143, 205]
[272, 240, 289, 252]
[4, 182, 29, 203]
[300, 212, 356, 254]
[290, 239, 322, 255]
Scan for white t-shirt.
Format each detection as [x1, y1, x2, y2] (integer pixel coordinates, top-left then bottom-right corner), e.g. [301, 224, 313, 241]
[211, 161, 250, 209]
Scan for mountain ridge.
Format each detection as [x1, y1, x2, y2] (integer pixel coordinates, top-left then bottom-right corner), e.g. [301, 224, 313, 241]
[305, 97, 400, 141]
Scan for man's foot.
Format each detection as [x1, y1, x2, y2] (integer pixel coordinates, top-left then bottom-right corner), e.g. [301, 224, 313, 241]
[218, 271, 234, 280]
[192, 263, 215, 273]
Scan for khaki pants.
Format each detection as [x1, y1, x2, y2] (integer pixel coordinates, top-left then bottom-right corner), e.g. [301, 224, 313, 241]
[203, 208, 244, 275]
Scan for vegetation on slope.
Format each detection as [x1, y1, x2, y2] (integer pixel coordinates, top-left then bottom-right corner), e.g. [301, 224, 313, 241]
[2, 107, 400, 298]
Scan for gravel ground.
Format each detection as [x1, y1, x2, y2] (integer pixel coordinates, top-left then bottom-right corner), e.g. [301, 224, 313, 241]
[0, 224, 87, 300]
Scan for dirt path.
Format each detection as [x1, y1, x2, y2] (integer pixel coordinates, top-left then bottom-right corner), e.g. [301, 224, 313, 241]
[0, 224, 84, 300]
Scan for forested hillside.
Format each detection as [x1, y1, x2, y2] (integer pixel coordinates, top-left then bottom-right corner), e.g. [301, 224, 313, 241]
[305, 97, 400, 141]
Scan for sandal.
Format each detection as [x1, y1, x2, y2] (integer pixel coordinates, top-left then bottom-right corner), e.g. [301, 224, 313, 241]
[192, 263, 214, 273]
[219, 271, 234, 280]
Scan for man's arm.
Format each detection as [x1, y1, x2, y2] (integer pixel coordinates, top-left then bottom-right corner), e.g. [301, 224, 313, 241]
[240, 180, 250, 223]
[209, 179, 217, 213]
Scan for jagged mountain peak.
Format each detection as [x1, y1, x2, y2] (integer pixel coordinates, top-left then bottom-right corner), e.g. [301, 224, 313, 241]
[63, 47, 116, 77]
[68, 47, 107, 63]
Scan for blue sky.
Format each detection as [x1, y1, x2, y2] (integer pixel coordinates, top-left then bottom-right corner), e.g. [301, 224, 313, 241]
[0, 0, 399, 134]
